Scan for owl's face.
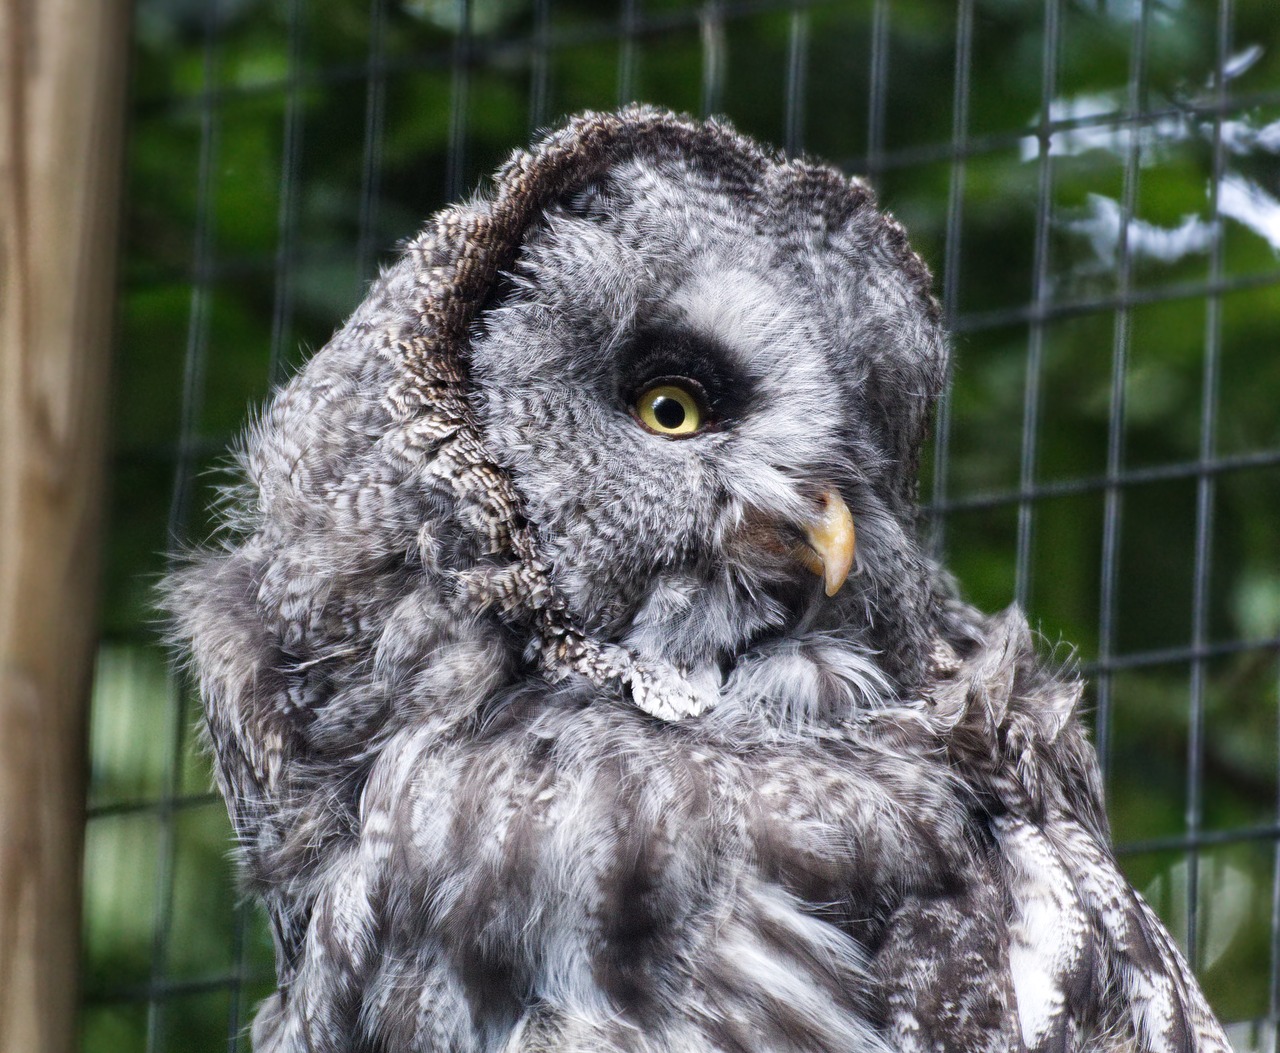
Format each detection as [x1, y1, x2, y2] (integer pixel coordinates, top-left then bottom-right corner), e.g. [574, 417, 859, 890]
[470, 155, 947, 691]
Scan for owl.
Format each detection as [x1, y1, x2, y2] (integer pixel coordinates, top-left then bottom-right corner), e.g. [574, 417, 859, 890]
[165, 108, 1230, 1052]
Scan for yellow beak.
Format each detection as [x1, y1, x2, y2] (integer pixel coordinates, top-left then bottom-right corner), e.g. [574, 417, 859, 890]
[796, 490, 856, 597]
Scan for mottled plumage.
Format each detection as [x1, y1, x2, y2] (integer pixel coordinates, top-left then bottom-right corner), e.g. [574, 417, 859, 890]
[164, 108, 1229, 1052]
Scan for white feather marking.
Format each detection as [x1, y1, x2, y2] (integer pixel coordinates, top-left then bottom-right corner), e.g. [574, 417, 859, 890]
[994, 814, 1090, 1051]
[708, 884, 894, 1053]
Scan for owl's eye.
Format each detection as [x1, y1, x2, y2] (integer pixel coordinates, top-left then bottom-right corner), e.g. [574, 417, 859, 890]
[632, 379, 707, 437]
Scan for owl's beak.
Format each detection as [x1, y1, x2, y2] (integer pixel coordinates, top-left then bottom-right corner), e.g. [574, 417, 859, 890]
[796, 490, 856, 597]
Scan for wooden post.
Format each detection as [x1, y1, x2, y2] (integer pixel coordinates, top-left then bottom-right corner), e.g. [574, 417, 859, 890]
[0, 1, 131, 1050]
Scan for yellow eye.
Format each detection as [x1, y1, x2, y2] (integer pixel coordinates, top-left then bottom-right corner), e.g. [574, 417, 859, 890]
[634, 381, 705, 437]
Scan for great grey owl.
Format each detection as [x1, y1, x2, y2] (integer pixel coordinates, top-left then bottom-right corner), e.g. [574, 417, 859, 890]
[165, 107, 1230, 1052]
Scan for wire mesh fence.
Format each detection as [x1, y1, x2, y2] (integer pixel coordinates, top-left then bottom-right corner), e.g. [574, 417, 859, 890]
[84, 0, 1280, 1049]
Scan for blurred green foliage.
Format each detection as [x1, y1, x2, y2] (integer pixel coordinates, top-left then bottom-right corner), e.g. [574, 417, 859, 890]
[86, 0, 1280, 1048]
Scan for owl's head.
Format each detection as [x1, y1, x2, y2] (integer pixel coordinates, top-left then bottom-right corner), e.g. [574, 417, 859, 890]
[211, 108, 961, 732]
[466, 115, 952, 703]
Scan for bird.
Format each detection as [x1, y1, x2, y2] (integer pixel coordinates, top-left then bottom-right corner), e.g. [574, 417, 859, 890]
[164, 106, 1231, 1052]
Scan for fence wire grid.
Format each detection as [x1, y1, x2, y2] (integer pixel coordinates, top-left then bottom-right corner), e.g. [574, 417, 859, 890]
[84, 0, 1280, 1050]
